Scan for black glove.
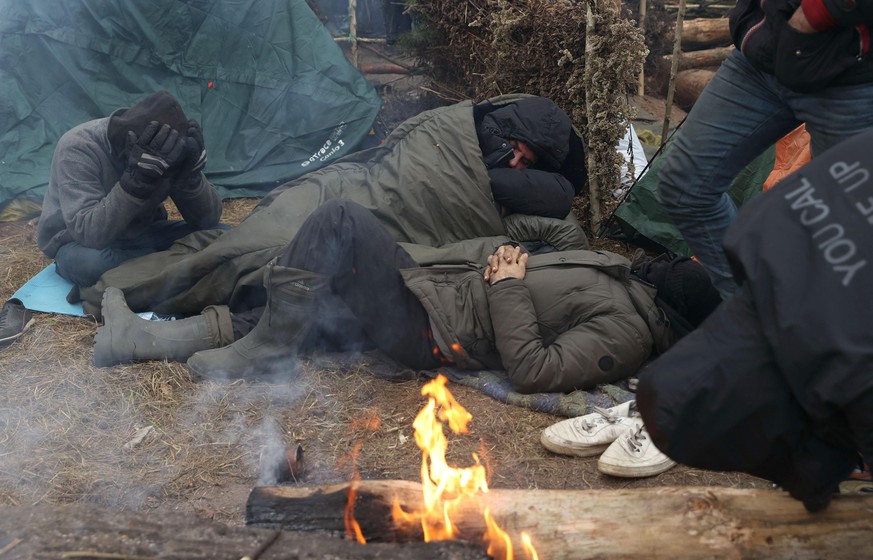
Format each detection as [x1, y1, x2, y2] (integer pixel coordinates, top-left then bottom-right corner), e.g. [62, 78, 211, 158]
[120, 121, 186, 198]
[175, 119, 208, 187]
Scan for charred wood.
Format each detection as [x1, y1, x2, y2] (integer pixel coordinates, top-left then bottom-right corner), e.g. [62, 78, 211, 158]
[247, 480, 873, 560]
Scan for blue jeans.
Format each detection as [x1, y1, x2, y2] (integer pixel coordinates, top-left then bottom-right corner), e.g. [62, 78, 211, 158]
[658, 49, 873, 298]
[55, 220, 224, 288]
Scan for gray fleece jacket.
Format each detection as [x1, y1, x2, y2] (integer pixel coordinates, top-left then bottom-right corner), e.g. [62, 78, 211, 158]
[37, 115, 222, 259]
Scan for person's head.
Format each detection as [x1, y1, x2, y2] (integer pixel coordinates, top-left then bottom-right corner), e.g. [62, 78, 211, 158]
[480, 96, 572, 170]
[507, 139, 537, 170]
[107, 91, 189, 156]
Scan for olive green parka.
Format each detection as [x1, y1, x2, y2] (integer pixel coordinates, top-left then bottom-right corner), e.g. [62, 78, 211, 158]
[402, 249, 671, 393]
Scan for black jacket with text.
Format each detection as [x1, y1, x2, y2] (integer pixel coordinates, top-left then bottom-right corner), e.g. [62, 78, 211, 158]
[724, 128, 873, 465]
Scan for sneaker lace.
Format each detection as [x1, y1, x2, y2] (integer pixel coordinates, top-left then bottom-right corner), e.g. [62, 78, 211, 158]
[625, 424, 648, 453]
[579, 406, 622, 431]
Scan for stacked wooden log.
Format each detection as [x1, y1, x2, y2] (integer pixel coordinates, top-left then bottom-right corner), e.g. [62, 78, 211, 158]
[665, 17, 733, 109]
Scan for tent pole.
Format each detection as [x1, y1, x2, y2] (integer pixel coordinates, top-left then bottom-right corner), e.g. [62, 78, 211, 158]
[661, 0, 686, 147]
[638, 0, 647, 96]
[585, 4, 603, 234]
[349, 0, 359, 68]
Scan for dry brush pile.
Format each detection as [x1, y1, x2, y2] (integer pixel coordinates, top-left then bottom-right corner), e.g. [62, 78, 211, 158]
[407, 0, 648, 230]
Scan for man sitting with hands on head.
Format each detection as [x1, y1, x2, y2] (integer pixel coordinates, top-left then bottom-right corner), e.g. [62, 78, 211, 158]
[37, 90, 223, 294]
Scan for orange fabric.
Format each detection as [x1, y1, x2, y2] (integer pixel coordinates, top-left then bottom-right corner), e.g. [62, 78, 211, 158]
[763, 124, 812, 191]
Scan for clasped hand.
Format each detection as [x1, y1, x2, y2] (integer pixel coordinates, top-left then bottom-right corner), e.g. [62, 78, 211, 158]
[483, 243, 528, 285]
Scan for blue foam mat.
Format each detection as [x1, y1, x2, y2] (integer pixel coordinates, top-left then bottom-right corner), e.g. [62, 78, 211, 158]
[12, 264, 86, 317]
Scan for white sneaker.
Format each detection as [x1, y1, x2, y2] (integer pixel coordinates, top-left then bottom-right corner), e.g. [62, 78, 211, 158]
[597, 423, 676, 478]
[540, 400, 642, 457]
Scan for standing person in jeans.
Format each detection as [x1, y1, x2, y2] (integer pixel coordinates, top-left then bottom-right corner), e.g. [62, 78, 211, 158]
[658, 0, 873, 298]
[37, 91, 223, 293]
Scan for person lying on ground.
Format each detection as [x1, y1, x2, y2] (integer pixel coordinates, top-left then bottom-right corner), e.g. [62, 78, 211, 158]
[78, 95, 586, 320]
[474, 96, 584, 219]
[92, 199, 720, 393]
[37, 91, 223, 292]
[637, 128, 873, 512]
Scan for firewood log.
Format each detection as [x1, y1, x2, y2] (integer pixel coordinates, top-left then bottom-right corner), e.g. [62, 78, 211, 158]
[663, 45, 734, 70]
[0, 503, 487, 559]
[247, 480, 873, 560]
[682, 17, 731, 49]
[360, 63, 409, 75]
[675, 68, 716, 110]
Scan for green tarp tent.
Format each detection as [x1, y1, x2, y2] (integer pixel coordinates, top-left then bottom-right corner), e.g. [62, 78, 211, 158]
[607, 142, 777, 256]
[0, 0, 382, 211]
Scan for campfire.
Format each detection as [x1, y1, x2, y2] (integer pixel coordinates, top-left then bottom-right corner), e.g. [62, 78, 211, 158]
[345, 374, 539, 559]
[244, 375, 873, 560]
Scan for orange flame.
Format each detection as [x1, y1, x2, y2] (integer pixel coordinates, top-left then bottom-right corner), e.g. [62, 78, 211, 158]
[344, 441, 367, 543]
[390, 374, 539, 559]
[343, 409, 381, 543]
[484, 507, 513, 560]
[521, 533, 539, 560]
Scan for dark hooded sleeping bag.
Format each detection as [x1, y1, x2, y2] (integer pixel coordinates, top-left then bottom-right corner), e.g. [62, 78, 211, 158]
[80, 95, 590, 315]
[475, 96, 585, 219]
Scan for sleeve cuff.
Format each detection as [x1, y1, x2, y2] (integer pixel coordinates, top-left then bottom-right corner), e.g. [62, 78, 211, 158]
[489, 277, 522, 287]
[801, 0, 840, 30]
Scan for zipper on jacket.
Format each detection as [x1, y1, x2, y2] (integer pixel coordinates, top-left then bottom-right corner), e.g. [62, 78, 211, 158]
[740, 15, 767, 56]
[857, 24, 871, 59]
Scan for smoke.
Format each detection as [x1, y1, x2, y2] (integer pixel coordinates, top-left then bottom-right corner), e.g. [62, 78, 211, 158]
[0, 346, 314, 511]
[0, 280, 390, 514]
[177, 367, 311, 483]
[0, 365, 164, 510]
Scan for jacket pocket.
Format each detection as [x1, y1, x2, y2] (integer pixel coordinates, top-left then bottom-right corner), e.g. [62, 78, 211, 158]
[774, 26, 859, 92]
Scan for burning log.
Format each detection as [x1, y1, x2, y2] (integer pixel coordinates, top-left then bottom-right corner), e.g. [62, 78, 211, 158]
[247, 481, 873, 559]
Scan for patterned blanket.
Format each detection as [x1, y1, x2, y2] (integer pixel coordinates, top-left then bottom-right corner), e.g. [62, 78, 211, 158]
[428, 368, 635, 418]
[310, 352, 636, 419]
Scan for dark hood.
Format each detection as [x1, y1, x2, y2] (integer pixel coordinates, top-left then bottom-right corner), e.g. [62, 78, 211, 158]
[478, 97, 572, 169]
[107, 91, 189, 156]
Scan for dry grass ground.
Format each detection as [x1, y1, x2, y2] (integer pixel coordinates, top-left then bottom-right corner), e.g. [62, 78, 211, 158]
[0, 199, 769, 531]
